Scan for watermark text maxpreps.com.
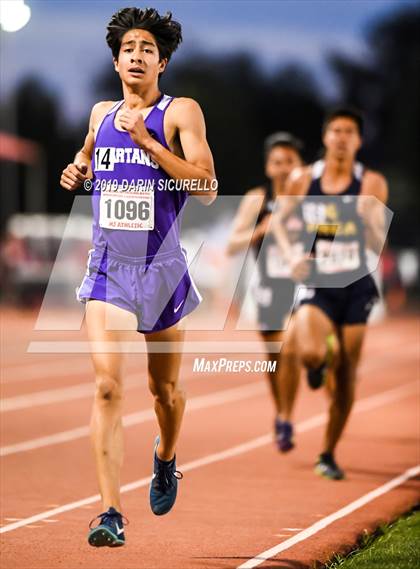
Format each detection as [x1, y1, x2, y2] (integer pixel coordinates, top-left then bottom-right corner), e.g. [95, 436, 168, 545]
[193, 358, 276, 373]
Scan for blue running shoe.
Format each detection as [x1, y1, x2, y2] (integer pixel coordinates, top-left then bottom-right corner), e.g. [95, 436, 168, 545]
[275, 418, 295, 452]
[88, 507, 127, 547]
[274, 417, 283, 442]
[277, 414, 295, 452]
[150, 436, 183, 516]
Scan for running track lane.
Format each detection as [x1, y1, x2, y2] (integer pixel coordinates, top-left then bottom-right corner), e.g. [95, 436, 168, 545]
[0, 312, 419, 568]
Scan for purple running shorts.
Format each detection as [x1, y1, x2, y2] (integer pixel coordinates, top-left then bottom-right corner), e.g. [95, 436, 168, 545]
[76, 246, 201, 333]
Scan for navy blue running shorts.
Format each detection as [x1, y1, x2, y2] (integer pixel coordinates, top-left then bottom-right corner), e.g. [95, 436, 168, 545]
[295, 274, 379, 326]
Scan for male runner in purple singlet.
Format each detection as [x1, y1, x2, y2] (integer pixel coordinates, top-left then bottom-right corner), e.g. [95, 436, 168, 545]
[60, 8, 217, 546]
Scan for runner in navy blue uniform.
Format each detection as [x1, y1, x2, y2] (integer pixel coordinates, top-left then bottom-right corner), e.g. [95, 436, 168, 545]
[227, 133, 303, 452]
[60, 7, 217, 546]
[273, 108, 388, 479]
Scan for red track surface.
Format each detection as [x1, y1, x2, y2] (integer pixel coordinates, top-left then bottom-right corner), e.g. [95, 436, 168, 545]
[1, 308, 419, 569]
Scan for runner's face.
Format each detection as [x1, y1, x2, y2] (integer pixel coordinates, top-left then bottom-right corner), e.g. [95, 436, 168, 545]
[114, 29, 166, 88]
[265, 146, 301, 184]
[323, 117, 362, 161]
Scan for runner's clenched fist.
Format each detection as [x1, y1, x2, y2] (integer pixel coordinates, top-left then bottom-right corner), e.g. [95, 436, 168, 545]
[60, 162, 89, 191]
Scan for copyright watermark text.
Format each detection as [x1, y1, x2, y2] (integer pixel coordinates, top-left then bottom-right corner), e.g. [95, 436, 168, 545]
[84, 178, 218, 192]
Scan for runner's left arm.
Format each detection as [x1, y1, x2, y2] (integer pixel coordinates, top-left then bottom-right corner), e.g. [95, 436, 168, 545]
[119, 98, 217, 205]
[359, 171, 389, 255]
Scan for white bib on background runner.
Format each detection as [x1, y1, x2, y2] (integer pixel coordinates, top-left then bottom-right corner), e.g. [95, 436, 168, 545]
[315, 239, 360, 274]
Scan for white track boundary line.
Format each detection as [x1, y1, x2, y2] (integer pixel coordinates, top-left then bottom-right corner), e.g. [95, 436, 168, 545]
[1, 380, 417, 534]
[237, 465, 420, 568]
[1, 378, 138, 413]
[1, 357, 194, 384]
[0, 382, 266, 456]
[2, 359, 90, 383]
[1, 360, 194, 410]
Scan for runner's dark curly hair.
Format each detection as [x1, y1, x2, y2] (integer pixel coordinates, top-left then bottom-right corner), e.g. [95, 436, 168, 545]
[106, 7, 182, 62]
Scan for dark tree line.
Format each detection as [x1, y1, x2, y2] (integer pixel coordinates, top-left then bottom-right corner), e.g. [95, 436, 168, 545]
[1, 5, 419, 247]
[328, 7, 420, 246]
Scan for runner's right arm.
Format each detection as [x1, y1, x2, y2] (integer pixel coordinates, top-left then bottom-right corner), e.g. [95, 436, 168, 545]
[60, 102, 113, 191]
[226, 189, 268, 256]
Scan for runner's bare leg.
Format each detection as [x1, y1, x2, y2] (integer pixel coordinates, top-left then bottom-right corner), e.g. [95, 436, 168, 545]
[145, 324, 186, 461]
[323, 324, 365, 453]
[86, 299, 137, 511]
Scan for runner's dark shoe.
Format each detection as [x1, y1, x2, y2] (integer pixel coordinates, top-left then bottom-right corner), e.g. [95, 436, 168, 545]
[307, 334, 335, 390]
[315, 452, 345, 480]
[88, 507, 127, 547]
[275, 418, 295, 452]
[150, 436, 183, 515]
[307, 362, 327, 389]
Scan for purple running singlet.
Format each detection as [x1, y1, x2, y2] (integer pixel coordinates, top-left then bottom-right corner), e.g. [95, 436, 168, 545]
[76, 94, 202, 332]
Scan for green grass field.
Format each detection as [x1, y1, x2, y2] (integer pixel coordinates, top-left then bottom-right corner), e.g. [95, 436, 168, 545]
[326, 509, 420, 569]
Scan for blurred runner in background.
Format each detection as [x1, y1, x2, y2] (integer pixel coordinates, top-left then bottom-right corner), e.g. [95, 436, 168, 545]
[227, 132, 304, 452]
[273, 107, 389, 480]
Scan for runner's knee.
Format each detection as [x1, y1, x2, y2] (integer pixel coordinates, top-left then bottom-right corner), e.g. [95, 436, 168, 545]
[301, 345, 325, 369]
[94, 373, 122, 403]
[149, 377, 181, 408]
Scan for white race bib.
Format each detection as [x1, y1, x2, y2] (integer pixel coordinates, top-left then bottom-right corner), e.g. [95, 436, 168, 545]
[315, 239, 360, 274]
[99, 188, 154, 231]
[266, 242, 304, 278]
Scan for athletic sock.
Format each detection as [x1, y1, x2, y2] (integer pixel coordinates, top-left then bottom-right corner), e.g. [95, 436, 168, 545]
[320, 451, 334, 463]
[156, 454, 175, 465]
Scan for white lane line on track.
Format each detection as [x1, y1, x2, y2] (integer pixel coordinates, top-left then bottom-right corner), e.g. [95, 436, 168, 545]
[0, 380, 417, 535]
[1, 359, 91, 383]
[1, 357, 194, 384]
[0, 382, 267, 456]
[237, 464, 420, 569]
[283, 528, 302, 531]
[1, 360, 194, 411]
[1, 377, 140, 413]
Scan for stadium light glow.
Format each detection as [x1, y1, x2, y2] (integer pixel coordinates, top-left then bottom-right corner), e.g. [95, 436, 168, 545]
[0, 0, 31, 33]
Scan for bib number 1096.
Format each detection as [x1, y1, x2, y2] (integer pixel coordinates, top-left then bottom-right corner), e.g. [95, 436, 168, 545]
[104, 199, 150, 221]
[99, 191, 154, 230]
